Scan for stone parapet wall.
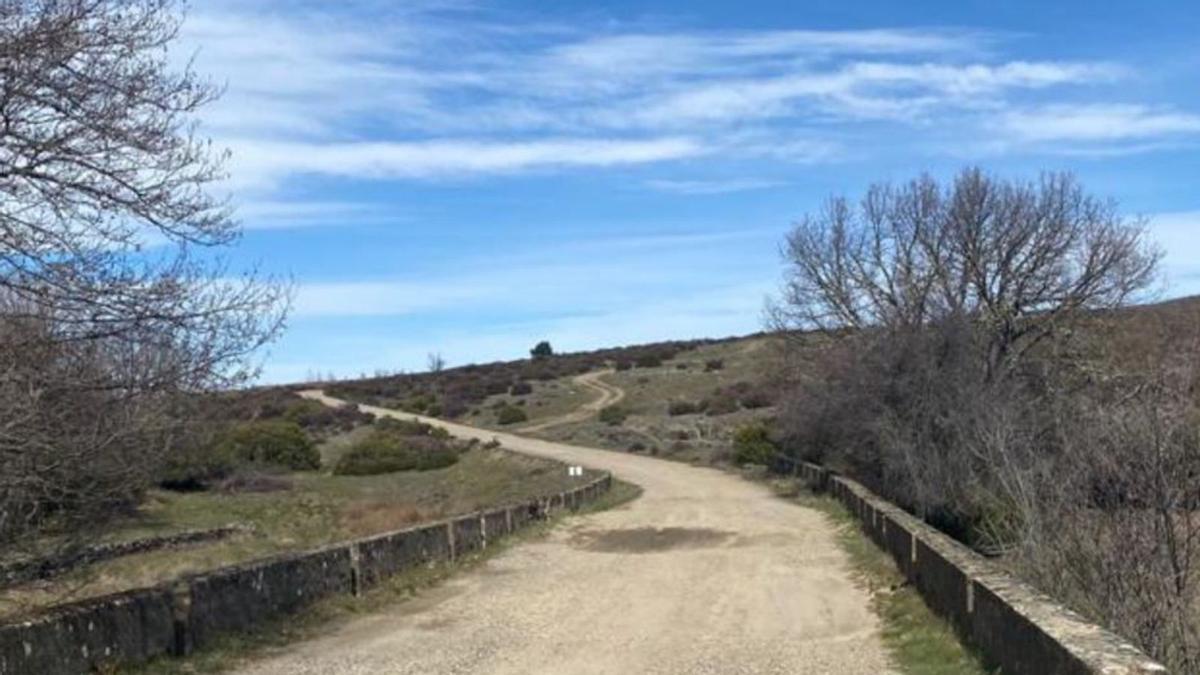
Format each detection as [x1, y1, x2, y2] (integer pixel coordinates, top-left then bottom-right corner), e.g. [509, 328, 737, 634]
[0, 473, 613, 675]
[784, 458, 1167, 674]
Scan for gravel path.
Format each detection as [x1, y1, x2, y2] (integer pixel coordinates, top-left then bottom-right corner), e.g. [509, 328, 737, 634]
[518, 369, 624, 433]
[230, 390, 895, 674]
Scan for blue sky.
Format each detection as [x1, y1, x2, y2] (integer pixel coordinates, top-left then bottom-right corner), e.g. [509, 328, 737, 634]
[177, 0, 1200, 383]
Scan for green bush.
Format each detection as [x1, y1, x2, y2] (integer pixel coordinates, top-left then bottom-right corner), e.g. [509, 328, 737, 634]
[733, 422, 777, 466]
[598, 405, 628, 426]
[217, 420, 320, 471]
[496, 405, 528, 425]
[160, 440, 237, 491]
[333, 432, 457, 476]
[704, 359, 724, 372]
[375, 416, 449, 438]
[530, 340, 554, 359]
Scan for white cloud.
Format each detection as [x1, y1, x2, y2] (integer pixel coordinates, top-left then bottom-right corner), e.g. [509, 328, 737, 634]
[225, 137, 705, 188]
[236, 201, 398, 229]
[999, 104, 1200, 143]
[176, 4, 1147, 197]
[644, 178, 786, 195]
[607, 61, 1122, 127]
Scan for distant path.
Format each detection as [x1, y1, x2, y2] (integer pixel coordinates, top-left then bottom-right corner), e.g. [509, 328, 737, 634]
[246, 390, 894, 675]
[519, 369, 625, 433]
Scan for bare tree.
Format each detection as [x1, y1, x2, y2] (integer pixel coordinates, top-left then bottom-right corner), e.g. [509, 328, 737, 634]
[427, 352, 445, 373]
[772, 168, 1160, 379]
[769, 169, 1200, 668]
[0, 1, 285, 562]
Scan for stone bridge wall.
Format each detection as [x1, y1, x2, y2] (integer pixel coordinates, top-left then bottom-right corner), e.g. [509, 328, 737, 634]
[777, 457, 1167, 674]
[0, 474, 613, 675]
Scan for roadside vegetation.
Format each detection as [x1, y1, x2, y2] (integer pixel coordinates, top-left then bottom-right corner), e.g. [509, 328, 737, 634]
[768, 168, 1197, 670]
[129, 478, 642, 675]
[770, 481, 989, 674]
[0, 0, 287, 579]
[494, 336, 782, 463]
[327, 339, 709, 420]
[0, 394, 598, 618]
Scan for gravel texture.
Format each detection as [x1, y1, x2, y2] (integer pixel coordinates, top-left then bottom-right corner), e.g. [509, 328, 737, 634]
[231, 391, 895, 675]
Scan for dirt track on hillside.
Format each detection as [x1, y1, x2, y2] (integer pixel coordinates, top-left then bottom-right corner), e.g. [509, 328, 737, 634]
[233, 388, 893, 674]
[519, 369, 624, 433]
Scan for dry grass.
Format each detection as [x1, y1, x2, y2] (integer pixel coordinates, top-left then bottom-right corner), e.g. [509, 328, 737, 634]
[0, 445, 594, 619]
[465, 377, 596, 429]
[530, 336, 782, 464]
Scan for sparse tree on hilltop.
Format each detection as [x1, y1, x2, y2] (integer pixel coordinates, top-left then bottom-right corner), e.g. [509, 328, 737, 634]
[427, 352, 446, 373]
[530, 340, 554, 360]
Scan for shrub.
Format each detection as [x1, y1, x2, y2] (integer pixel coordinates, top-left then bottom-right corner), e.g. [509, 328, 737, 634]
[334, 433, 457, 476]
[598, 405, 628, 426]
[667, 400, 702, 416]
[704, 359, 724, 372]
[510, 381, 533, 396]
[282, 398, 332, 427]
[159, 440, 237, 491]
[376, 417, 449, 438]
[496, 405, 528, 425]
[703, 393, 739, 416]
[739, 387, 775, 410]
[733, 422, 777, 466]
[217, 420, 320, 471]
[530, 341, 554, 359]
[401, 393, 436, 414]
[484, 379, 509, 395]
[613, 359, 633, 371]
[634, 354, 663, 368]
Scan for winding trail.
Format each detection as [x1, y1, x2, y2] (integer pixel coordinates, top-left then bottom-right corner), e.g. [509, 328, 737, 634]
[239, 386, 894, 674]
[518, 369, 624, 433]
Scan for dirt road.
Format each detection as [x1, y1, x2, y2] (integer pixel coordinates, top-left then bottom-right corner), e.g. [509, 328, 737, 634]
[238, 389, 893, 674]
[519, 370, 625, 433]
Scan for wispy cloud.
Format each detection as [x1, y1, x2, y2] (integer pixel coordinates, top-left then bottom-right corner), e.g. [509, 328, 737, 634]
[999, 104, 1200, 143]
[237, 201, 400, 230]
[179, 4, 1146, 197]
[644, 178, 786, 195]
[226, 137, 706, 189]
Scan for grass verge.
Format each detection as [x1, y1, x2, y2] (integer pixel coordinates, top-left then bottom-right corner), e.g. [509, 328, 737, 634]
[2, 447, 594, 619]
[769, 478, 990, 675]
[124, 478, 642, 674]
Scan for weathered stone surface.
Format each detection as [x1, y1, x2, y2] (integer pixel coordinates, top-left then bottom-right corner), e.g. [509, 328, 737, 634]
[483, 508, 509, 542]
[187, 546, 354, 649]
[451, 515, 484, 557]
[805, 473, 1167, 674]
[0, 585, 175, 675]
[356, 522, 453, 589]
[0, 474, 615, 674]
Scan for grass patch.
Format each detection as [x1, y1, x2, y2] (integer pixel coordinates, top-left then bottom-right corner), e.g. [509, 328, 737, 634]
[0, 447, 598, 618]
[770, 479, 990, 675]
[127, 478, 641, 674]
[531, 337, 783, 465]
